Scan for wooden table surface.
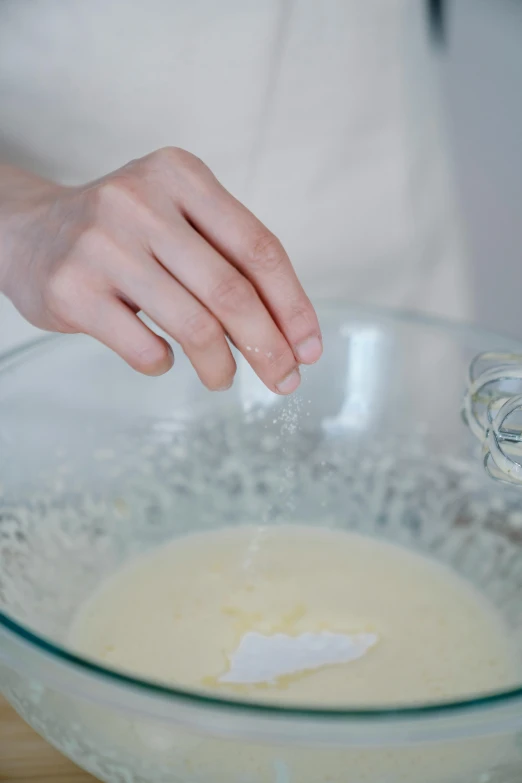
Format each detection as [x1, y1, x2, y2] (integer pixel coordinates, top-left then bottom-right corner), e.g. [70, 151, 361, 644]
[0, 696, 95, 782]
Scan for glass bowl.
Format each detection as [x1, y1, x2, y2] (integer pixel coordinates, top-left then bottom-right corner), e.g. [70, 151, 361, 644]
[2, 304, 522, 783]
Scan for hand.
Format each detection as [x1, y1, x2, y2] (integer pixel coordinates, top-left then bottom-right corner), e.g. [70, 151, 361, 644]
[0, 149, 322, 393]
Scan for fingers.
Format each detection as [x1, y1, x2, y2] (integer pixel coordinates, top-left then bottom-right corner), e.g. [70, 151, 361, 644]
[112, 250, 237, 391]
[149, 219, 301, 394]
[172, 163, 322, 365]
[84, 297, 174, 376]
[57, 148, 322, 395]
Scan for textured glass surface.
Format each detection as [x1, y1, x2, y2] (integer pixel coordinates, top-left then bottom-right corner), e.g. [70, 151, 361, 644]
[2, 306, 522, 782]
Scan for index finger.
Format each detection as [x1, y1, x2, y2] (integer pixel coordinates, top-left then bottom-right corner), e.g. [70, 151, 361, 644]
[177, 167, 323, 367]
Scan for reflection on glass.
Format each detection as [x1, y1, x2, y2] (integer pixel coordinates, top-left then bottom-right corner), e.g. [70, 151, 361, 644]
[237, 355, 277, 412]
[323, 327, 382, 432]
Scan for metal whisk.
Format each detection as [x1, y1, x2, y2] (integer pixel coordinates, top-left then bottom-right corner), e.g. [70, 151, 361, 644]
[462, 352, 522, 485]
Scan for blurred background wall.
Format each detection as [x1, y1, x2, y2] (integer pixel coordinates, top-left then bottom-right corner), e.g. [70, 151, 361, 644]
[442, 0, 522, 336]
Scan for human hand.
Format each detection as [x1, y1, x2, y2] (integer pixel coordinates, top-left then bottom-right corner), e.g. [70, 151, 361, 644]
[0, 149, 321, 393]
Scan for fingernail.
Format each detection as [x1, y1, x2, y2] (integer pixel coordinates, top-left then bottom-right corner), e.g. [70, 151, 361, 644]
[295, 336, 322, 364]
[216, 381, 233, 392]
[276, 369, 301, 395]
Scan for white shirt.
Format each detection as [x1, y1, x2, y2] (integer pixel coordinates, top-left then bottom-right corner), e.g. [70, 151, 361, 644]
[0, 0, 469, 353]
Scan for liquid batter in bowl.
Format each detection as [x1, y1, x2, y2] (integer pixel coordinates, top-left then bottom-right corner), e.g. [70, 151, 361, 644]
[69, 525, 518, 706]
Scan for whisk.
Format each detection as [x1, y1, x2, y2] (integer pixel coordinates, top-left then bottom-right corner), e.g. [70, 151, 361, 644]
[462, 352, 522, 485]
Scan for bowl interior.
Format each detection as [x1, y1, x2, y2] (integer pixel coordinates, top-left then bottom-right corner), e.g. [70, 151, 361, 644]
[1, 306, 522, 704]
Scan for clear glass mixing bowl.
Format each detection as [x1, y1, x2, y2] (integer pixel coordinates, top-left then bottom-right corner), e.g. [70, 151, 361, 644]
[2, 304, 522, 783]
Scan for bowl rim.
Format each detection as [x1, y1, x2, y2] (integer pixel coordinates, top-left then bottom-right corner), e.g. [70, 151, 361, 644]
[2, 303, 522, 724]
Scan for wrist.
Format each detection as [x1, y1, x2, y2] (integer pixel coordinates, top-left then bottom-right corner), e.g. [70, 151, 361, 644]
[0, 165, 60, 295]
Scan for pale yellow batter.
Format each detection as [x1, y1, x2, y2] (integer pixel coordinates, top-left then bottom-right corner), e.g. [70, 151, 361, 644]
[69, 525, 517, 707]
